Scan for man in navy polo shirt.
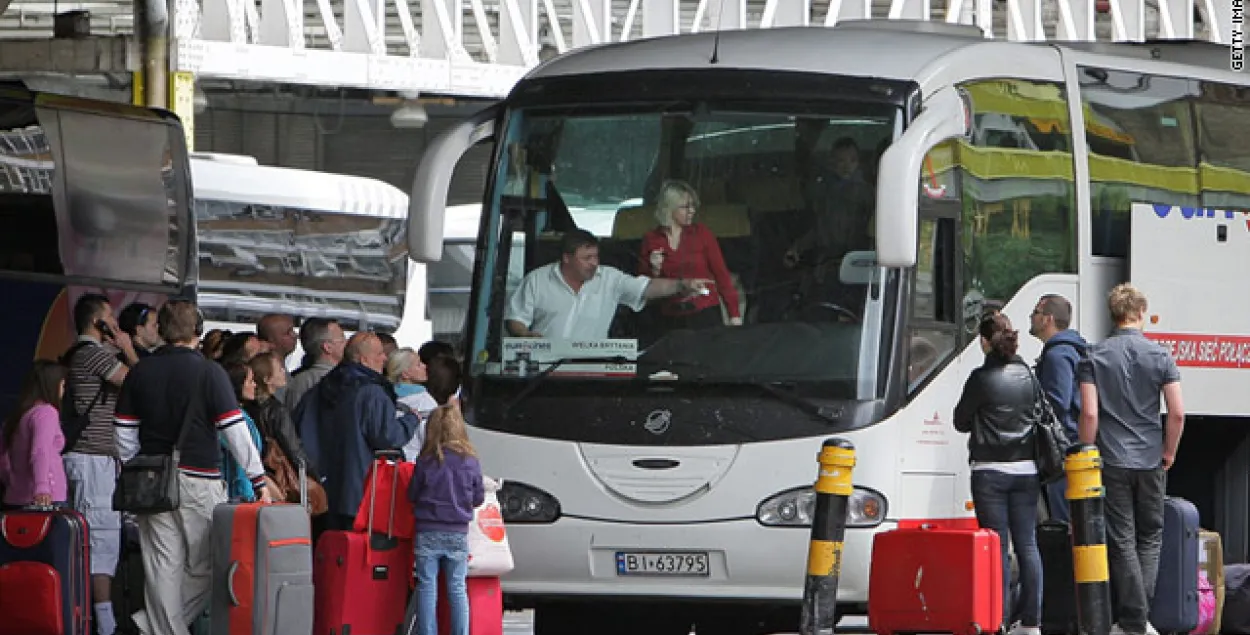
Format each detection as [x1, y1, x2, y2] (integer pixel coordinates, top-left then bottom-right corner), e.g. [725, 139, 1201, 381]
[114, 300, 271, 635]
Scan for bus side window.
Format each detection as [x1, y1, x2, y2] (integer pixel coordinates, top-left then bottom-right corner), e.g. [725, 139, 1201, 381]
[908, 215, 960, 394]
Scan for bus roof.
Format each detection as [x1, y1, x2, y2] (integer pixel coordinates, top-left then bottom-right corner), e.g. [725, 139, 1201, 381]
[190, 155, 409, 218]
[520, 22, 1246, 96]
[523, 23, 987, 84]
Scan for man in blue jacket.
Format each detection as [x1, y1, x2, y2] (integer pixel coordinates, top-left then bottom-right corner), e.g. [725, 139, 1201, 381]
[297, 331, 420, 531]
[1030, 293, 1087, 523]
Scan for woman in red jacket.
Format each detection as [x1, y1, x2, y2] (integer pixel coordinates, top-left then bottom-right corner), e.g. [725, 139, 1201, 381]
[638, 179, 743, 331]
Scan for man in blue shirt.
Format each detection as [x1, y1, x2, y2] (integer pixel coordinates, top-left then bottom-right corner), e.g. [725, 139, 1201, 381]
[1029, 293, 1087, 522]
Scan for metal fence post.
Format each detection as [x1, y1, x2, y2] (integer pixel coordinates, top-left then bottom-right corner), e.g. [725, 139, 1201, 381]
[800, 438, 856, 635]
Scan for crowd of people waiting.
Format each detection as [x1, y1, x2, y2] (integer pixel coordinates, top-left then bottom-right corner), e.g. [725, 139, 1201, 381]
[0, 296, 481, 635]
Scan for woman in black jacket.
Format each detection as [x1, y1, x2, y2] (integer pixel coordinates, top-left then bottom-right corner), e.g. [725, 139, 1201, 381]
[954, 313, 1043, 635]
[246, 352, 317, 480]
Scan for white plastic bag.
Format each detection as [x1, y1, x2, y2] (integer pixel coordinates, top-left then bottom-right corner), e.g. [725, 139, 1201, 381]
[467, 476, 515, 577]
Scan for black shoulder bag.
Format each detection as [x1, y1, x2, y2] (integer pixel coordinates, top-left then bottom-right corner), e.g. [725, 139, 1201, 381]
[1022, 362, 1072, 484]
[113, 414, 196, 515]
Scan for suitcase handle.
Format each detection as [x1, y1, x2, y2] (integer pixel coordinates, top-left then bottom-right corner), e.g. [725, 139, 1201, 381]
[226, 561, 240, 606]
[366, 452, 403, 545]
[298, 459, 308, 510]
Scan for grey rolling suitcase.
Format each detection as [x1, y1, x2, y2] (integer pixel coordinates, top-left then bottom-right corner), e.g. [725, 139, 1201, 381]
[210, 461, 315, 635]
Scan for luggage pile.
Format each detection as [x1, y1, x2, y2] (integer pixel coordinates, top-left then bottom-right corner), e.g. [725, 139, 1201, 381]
[865, 497, 1250, 635]
[0, 451, 512, 635]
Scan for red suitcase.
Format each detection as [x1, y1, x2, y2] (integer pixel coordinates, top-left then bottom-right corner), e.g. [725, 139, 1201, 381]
[313, 451, 414, 635]
[353, 452, 416, 540]
[403, 573, 504, 635]
[0, 507, 91, 635]
[436, 576, 504, 635]
[868, 526, 1003, 635]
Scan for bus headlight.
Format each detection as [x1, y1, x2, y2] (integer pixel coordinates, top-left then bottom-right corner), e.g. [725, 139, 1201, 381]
[756, 486, 887, 528]
[497, 480, 561, 524]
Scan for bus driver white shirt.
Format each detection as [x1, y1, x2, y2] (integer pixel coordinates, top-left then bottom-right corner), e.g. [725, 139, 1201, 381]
[506, 262, 650, 339]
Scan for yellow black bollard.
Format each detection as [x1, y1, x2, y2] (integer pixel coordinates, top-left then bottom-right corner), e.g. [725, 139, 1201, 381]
[1065, 444, 1112, 635]
[800, 438, 856, 635]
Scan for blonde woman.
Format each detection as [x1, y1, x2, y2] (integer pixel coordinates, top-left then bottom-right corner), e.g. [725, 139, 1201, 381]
[387, 347, 435, 461]
[638, 179, 743, 330]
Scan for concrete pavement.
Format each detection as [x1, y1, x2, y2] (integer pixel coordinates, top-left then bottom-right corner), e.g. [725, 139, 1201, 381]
[501, 611, 874, 634]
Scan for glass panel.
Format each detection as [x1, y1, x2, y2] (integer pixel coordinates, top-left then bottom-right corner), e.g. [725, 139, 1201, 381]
[429, 241, 476, 345]
[471, 102, 899, 398]
[0, 100, 189, 288]
[953, 79, 1077, 312]
[195, 200, 407, 333]
[1079, 67, 1200, 257]
[1195, 81, 1250, 213]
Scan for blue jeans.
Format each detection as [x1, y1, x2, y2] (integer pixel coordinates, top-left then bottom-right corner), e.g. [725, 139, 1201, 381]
[972, 469, 1043, 628]
[1044, 476, 1071, 523]
[414, 531, 470, 635]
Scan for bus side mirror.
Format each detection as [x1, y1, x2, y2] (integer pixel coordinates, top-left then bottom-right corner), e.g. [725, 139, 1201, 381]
[408, 106, 499, 263]
[875, 86, 969, 268]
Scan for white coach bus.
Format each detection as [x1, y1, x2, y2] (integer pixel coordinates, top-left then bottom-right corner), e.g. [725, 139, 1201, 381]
[191, 153, 431, 363]
[403, 21, 1250, 634]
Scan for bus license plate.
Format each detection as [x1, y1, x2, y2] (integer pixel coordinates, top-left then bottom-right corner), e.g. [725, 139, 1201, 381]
[615, 551, 710, 576]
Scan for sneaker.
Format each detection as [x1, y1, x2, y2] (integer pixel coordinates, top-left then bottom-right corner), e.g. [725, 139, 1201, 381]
[1007, 621, 1042, 635]
[1145, 623, 1160, 635]
[1110, 624, 1129, 635]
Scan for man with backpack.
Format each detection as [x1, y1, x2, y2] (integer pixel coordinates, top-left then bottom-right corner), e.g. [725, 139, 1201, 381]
[1029, 293, 1087, 523]
[63, 292, 140, 635]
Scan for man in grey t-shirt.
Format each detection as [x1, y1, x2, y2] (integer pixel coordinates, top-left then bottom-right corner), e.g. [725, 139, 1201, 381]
[1077, 283, 1184, 635]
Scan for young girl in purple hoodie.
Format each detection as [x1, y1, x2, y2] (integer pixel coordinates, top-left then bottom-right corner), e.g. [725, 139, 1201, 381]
[407, 402, 484, 635]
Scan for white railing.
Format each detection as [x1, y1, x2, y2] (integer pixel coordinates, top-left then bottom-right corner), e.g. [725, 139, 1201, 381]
[1, 0, 1235, 96]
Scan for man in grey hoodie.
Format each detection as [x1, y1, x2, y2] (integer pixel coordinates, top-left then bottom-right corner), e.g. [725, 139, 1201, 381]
[1030, 293, 1087, 523]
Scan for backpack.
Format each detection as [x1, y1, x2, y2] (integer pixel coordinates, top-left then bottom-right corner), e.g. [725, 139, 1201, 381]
[59, 341, 108, 454]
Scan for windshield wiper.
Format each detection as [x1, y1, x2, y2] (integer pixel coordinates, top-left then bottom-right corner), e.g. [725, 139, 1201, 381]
[643, 359, 843, 426]
[502, 356, 633, 416]
[754, 382, 843, 426]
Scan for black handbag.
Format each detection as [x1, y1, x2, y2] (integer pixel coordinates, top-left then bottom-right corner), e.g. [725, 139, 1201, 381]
[1022, 363, 1072, 484]
[113, 416, 195, 514]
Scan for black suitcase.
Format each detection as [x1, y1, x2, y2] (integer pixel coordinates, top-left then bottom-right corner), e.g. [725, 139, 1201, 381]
[1150, 497, 1199, 634]
[1038, 520, 1079, 635]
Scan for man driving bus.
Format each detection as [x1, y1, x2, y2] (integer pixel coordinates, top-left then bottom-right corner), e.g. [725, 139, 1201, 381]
[505, 229, 711, 340]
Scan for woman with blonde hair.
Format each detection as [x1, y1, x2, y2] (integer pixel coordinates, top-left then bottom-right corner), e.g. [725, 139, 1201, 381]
[405, 402, 484, 635]
[638, 179, 742, 330]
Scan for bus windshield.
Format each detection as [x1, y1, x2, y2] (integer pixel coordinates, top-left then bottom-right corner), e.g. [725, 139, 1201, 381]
[470, 101, 900, 402]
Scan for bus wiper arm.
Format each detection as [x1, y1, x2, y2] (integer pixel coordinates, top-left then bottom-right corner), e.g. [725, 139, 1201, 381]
[502, 356, 633, 416]
[754, 382, 843, 427]
[645, 359, 842, 426]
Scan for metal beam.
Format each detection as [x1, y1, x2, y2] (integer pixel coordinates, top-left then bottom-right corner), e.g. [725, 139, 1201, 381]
[344, 0, 386, 54]
[705, 0, 746, 30]
[1054, 0, 1096, 41]
[826, 0, 874, 25]
[1155, 0, 1194, 39]
[1006, 0, 1043, 40]
[572, 0, 610, 48]
[257, 0, 303, 47]
[1108, 0, 1146, 40]
[498, 0, 537, 64]
[642, 0, 680, 38]
[0, 36, 135, 73]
